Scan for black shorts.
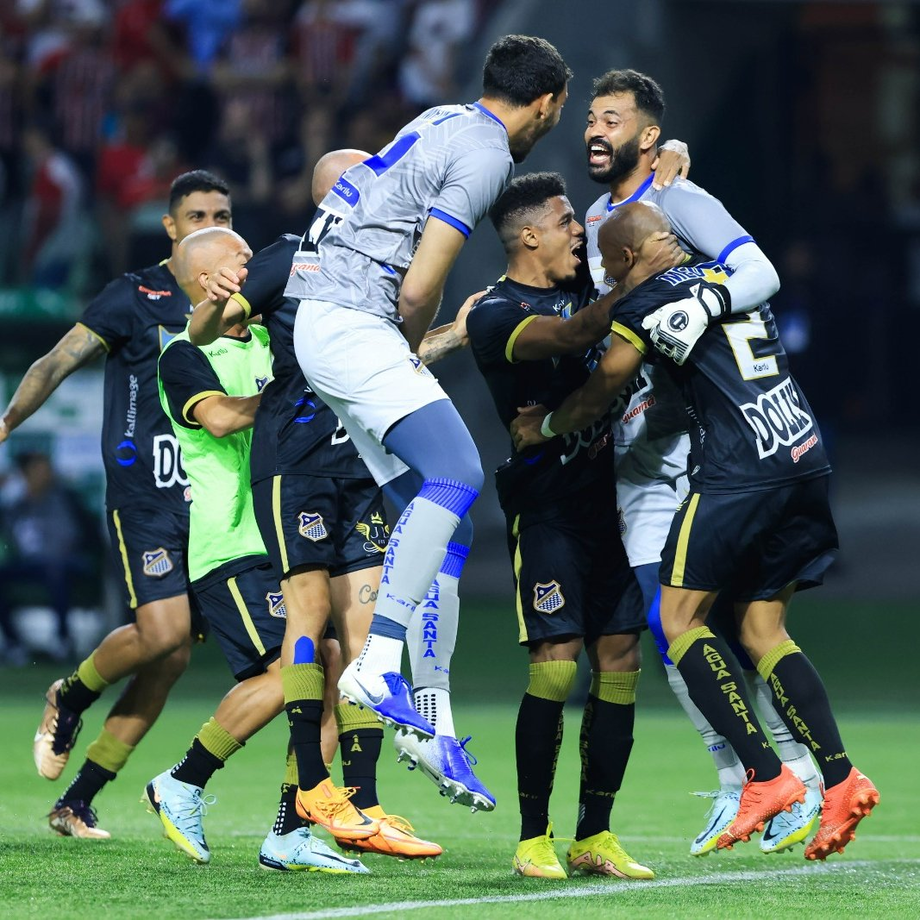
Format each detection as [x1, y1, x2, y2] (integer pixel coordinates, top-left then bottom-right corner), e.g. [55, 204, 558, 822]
[192, 559, 285, 681]
[659, 475, 838, 601]
[506, 499, 645, 647]
[252, 474, 388, 580]
[106, 505, 191, 610]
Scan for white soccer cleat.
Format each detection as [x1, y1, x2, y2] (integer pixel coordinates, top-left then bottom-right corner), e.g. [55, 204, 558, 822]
[259, 828, 370, 873]
[143, 771, 215, 864]
[761, 778, 823, 853]
[689, 788, 741, 856]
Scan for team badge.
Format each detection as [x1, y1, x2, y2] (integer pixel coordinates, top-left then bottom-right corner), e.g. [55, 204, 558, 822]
[298, 511, 328, 542]
[617, 508, 627, 536]
[158, 326, 182, 351]
[406, 354, 433, 377]
[355, 511, 390, 554]
[533, 581, 565, 614]
[142, 548, 173, 577]
[266, 591, 287, 619]
[255, 376, 269, 392]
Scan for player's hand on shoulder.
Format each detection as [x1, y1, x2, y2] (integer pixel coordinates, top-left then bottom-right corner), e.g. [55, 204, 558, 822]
[0, 418, 9, 444]
[651, 139, 691, 190]
[510, 404, 549, 451]
[624, 232, 684, 292]
[206, 266, 248, 303]
[641, 282, 730, 365]
[452, 290, 487, 346]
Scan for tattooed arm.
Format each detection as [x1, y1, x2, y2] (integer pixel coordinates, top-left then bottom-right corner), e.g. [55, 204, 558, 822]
[0, 324, 106, 443]
[418, 290, 483, 366]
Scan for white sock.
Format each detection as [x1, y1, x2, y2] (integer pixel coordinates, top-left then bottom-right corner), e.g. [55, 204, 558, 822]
[666, 663, 746, 789]
[413, 687, 455, 736]
[353, 633, 404, 676]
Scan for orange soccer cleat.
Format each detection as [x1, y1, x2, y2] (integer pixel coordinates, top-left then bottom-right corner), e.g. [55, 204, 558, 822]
[804, 767, 879, 861]
[339, 805, 443, 860]
[295, 779, 379, 842]
[716, 764, 805, 850]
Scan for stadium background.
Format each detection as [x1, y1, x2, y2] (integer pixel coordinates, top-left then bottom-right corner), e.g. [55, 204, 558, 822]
[1, 0, 917, 647]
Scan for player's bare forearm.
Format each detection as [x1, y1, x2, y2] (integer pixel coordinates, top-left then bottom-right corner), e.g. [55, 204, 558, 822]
[193, 393, 262, 437]
[0, 325, 104, 441]
[418, 289, 483, 364]
[188, 297, 243, 346]
[400, 296, 443, 354]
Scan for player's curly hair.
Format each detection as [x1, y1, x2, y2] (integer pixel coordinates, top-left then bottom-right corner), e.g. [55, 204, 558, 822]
[591, 69, 665, 124]
[489, 171, 567, 249]
[168, 170, 231, 213]
[483, 35, 572, 107]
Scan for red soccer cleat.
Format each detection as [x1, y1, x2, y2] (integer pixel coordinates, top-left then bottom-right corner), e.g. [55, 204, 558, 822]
[804, 767, 879, 861]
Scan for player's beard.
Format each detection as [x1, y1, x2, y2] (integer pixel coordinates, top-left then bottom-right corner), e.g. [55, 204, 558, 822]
[587, 135, 641, 185]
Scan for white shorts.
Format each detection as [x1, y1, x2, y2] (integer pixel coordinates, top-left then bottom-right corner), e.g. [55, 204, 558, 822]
[616, 474, 689, 568]
[293, 299, 446, 486]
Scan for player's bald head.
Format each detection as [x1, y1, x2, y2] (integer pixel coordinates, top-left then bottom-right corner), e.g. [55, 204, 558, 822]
[312, 149, 371, 206]
[599, 201, 669, 257]
[174, 227, 251, 301]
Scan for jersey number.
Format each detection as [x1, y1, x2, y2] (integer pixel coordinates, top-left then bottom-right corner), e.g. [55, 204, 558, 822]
[723, 316, 779, 380]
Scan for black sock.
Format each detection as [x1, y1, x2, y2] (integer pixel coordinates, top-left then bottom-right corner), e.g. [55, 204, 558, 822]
[287, 700, 327, 791]
[56, 758, 115, 808]
[516, 693, 564, 841]
[767, 650, 852, 788]
[272, 783, 304, 836]
[576, 696, 634, 840]
[340, 727, 383, 810]
[58, 674, 101, 716]
[675, 632, 779, 780]
[171, 739, 224, 788]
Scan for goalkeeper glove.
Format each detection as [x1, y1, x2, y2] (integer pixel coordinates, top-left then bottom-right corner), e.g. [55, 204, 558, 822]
[641, 283, 731, 365]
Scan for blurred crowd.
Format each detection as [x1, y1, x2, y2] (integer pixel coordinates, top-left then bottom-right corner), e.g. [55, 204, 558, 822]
[0, 0, 498, 291]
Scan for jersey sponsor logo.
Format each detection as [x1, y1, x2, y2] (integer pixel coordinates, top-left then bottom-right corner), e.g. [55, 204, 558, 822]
[141, 547, 173, 577]
[791, 433, 819, 463]
[659, 261, 730, 288]
[116, 439, 137, 467]
[125, 374, 139, 437]
[266, 591, 287, 619]
[621, 394, 656, 424]
[559, 417, 610, 466]
[139, 286, 173, 299]
[740, 376, 814, 460]
[298, 511, 328, 542]
[355, 511, 389, 554]
[291, 261, 320, 274]
[293, 395, 316, 423]
[153, 434, 190, 489]
[533, 580, 565, 615]
[332, 176, 360, 207]
[586, 214, 604, 223]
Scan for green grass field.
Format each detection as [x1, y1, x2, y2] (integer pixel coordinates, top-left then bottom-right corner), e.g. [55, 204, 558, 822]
[1, 599, 918, 919]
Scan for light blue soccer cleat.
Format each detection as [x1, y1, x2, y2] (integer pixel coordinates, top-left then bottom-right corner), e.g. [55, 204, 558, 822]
[395, 731, 496, 812]
[143, 771, 215, 864]
[338, 663, 435, 739]
[760, 778, 823, 854]
[689, 788, 741, 856]
[259, 828, 370, 873]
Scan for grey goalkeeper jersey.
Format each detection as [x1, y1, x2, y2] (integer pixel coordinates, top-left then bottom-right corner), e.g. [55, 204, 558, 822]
[586, 176, 755, 487]
[285, 102, 514, 322]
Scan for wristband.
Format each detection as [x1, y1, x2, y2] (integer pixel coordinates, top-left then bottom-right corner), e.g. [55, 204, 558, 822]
[540, 412, 557, 439]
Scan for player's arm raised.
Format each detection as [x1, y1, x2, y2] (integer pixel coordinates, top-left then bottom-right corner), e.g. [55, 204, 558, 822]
[511, 231, 684, 362]
[189, 393, 262, 438]
[511, 331, 644, 450]
[0, 323, 106, 443]
[187, 266, 250, 345]
[398, 216, 467, 353]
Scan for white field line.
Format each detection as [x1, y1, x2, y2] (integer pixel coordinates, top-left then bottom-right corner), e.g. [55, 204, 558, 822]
[225, 859, 920, 920]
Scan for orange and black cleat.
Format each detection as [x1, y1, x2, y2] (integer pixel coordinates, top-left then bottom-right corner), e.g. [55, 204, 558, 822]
[716, 765, 805, 850]
[804, 768, 879, 861]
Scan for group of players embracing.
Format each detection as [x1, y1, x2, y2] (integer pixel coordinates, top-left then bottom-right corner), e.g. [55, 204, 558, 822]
[3, 33, 877, 879]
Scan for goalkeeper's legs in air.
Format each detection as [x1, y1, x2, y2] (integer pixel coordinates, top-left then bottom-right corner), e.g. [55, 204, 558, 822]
[43, 594, 194, 839]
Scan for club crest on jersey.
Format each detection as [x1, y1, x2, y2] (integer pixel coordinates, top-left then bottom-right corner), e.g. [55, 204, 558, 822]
[266, 591, 287, 619]
[298, 511, 328, 542]
[158, 326, 182, 351]
[533, 581, 565, 615]
[406, 354, 433, 377]
[618, 508, 627, 536]
[255, 376, 269, 392]
[142, 548, 173, 577]
[355, 511, 390, 554]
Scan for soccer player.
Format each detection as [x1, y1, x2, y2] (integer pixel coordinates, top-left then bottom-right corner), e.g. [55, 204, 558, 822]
[466, 172, 686, 879]
[186, 151, 470, 856]
[144, 225, 368, 872]
[582, 68, 822, 854]
[0, 170, 232, 838]
[512, 202, 880, 862]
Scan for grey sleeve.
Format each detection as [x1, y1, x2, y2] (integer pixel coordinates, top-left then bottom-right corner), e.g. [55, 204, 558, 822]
[659, 180, 753, 262]
[429, 145, 513, 238]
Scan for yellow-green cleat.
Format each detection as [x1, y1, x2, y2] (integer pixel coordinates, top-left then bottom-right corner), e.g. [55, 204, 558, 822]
[512, 823, 567, 879]
[566, 831, 655, 879]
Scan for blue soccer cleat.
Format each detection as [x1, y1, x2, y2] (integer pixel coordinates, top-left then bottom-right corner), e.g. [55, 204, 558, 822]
[143, 771, 215, 864]
[259, 828, 370, 873]
[395, 731, 496, 812]
[761, 778, 823, 854]
[338, 663, 434, 739]
[689, 788, 741, 856]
